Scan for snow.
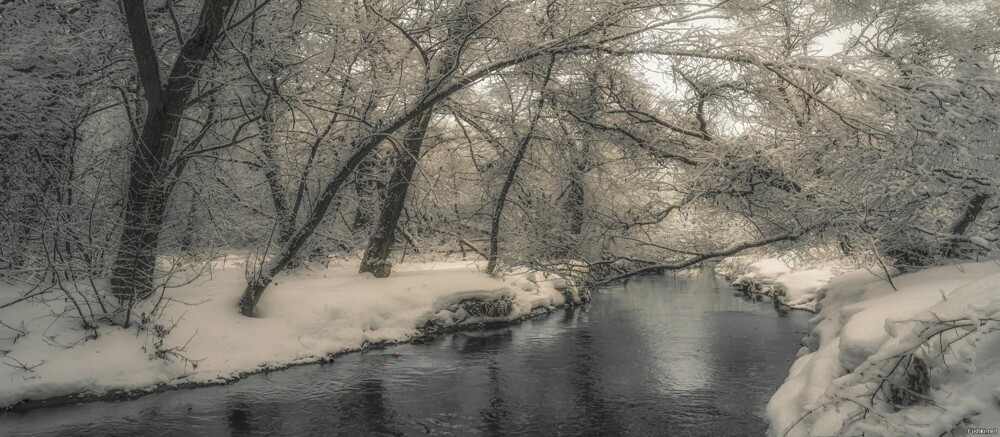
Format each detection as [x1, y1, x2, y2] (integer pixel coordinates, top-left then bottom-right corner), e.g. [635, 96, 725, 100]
[0, 259, 580, 409]
[768, 262, 1000, 436]
[717, 256, 841, 312]
[731, 259, 793, 291]
[772, 269, 835, 312]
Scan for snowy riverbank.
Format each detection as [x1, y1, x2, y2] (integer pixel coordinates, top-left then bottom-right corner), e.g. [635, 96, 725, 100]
[0, 259, 584, 409]
[715, 257, 840, 312]
[767, 261, 1000, 436]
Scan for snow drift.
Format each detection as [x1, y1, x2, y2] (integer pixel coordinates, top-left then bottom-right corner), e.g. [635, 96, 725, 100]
[768, 262, 1000, 436]
[0, 259, 583, 409]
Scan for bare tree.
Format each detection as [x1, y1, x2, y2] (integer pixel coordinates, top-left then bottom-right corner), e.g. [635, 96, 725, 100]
[112, 0, 238, 313]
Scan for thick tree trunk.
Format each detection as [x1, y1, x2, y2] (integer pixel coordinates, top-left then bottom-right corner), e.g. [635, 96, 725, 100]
[112, 0, 235, 307]
[359, 109, 434, 277]
[110, 106, 181, 303]
[565, 72, 599, 238]
[555, 142, 588, 260]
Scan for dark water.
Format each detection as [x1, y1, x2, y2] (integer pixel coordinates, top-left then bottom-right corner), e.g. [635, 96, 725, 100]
[0, 270, 810, 436]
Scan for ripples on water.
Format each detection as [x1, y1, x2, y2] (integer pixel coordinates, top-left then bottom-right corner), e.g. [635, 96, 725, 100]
[0, 269, 810, 436]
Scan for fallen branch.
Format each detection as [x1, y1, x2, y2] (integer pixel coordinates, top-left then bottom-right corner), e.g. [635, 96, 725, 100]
[595, 230, 810, 285]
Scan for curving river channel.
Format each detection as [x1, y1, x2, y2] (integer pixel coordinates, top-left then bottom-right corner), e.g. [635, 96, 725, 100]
[0, 269, 810, 436]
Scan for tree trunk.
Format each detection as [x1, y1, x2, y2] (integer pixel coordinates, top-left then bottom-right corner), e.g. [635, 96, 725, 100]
[359, 109, 434, 277]
[486, 58, 555, 276]
[950, 192, 990, 237]
[564, 142, 589, 236]
[112, 0, 235, 307]
[237, 11, 589, 315]
[565, 71, 599, 238]
[944, 191, 991, 258]
[111, 105, 181, 303]
[258, 109, 294, 243]
[352, 154, 384, 232]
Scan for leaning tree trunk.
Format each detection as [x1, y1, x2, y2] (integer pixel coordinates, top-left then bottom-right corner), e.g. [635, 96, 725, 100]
[944, 191, 991, 258]
[237, 131, 402, 315]
[486, 57, 555, 276]
[111, 0, 235, 309]
[352, 154, 384, 232]
[359, 109, 434, 277]
[238, 0, 589, 315]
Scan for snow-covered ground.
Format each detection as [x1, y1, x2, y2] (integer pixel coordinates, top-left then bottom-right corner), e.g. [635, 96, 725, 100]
[0, 258, 582, 409]
[716, 257, 840, 312]
[768, 262, 1000, 436]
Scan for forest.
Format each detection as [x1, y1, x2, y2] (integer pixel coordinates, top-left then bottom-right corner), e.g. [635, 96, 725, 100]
[1, 0, 999, 434]
[4, 0, 996, 323]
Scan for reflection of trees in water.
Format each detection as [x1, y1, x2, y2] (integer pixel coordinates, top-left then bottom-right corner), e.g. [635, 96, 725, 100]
[447, 329, 515, 435]
[566, 329, 625, 436]
[478, 362, 510, 436]
[220, 374, 402, 436]
[330, 377, 403, 436]
[225, 401, 253, 436]
[225, 398, 283, 436]
[563, 304, 588, 323]
[456, 329, 513, 355]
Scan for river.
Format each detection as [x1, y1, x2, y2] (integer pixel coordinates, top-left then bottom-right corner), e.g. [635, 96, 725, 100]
[0, 269, 810, 436]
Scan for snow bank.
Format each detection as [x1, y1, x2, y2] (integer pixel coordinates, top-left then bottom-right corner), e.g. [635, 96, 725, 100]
[768, 262, 1000, 436]
[717, 257, 839, 311]
[0, 260, 582, 409]
[731, 259, 793, 292]
[772, 269, 835, 312]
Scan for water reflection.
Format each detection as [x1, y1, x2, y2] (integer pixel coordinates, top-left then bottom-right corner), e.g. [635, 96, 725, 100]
[0, 268, 810, 436]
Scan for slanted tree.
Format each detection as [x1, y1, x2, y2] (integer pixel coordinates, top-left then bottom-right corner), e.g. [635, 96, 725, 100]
[359, 0, 489, 277]
[484, 56, 556, 276]
[238, 0, 692, 314]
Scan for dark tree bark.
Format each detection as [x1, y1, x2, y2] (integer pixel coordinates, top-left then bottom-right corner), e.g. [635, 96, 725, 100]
[486, 58, 555, 276]
[558, 70, 599, 247]
[112, 0, 236, 307]
[944, 191, 991, 258]
[352, 154, 385, 232]
[950, 192, 990, 237]
[359, 109, 434, 277]
[564, 141, 589, 236]
[358, 0, 481, 277]
[258, 108, 294, 244]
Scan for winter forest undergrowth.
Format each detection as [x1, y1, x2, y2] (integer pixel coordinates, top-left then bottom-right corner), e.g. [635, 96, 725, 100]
[2, 0, 1000, 435]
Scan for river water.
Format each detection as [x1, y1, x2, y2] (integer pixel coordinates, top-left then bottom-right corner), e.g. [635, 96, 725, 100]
[0, 270, 810, 436]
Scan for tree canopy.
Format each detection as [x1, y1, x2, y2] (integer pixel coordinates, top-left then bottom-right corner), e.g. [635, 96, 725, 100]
[1, 0, 997, 322]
